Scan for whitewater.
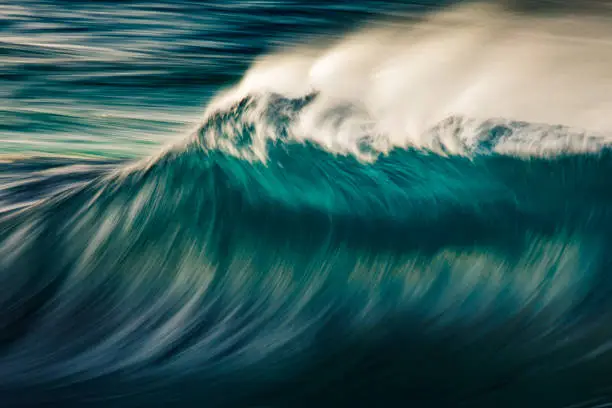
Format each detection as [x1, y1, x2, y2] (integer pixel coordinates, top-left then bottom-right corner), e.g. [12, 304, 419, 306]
[3, 3, 612, 407]
[202, 4, 612, 160]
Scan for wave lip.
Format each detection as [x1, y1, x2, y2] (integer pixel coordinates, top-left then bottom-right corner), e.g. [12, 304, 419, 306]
[196, 91, 612, 161]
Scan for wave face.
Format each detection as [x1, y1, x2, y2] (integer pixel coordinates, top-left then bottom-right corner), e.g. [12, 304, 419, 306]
[3, 90, 612, 407]
[5, 4, 612, 408]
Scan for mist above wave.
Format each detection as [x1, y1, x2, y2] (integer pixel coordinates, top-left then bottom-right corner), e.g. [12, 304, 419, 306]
[195, 4, 612, 160]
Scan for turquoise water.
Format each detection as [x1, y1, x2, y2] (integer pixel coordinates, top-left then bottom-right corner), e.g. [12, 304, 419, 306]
[3, 2, 612, 407]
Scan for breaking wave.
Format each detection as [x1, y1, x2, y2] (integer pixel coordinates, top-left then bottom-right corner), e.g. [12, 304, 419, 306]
[3, 5, 612, 407]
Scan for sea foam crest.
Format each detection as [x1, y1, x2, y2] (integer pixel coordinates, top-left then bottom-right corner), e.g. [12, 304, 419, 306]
[196, 92, 612, 162]
[195, 4, 612, 161]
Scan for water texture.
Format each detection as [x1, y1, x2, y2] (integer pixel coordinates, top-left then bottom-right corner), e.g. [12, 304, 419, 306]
[2, 1, 612, 407]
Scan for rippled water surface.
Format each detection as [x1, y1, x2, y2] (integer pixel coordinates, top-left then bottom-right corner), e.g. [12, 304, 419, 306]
[1, 1, 444, 158]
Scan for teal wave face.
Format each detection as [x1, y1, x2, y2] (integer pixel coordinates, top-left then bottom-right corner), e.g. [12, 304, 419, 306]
[3, 95, 612, 407]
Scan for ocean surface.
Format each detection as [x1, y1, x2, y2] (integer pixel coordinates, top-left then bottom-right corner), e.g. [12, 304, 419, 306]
[3, 1, 612, 407]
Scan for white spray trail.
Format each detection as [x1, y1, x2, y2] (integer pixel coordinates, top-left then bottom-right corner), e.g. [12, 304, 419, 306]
[200, 4, 612, 159]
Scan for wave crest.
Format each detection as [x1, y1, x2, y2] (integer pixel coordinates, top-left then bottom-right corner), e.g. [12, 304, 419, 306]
[192, 3, 612, 162]
[195, 92, 612, 161]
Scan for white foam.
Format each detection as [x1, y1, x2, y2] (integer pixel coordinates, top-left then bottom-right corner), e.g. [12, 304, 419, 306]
[201, 4, 612, 159]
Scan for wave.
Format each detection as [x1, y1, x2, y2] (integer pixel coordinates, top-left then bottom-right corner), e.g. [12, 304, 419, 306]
[3, 5, 612, 408]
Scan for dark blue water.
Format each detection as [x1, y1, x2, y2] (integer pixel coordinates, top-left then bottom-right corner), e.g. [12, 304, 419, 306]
[3, 1, 612, 407]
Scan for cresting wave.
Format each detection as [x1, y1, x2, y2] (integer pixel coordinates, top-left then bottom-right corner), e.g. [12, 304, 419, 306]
[3, 5, 612, 408]
[204, 3, 612, 158]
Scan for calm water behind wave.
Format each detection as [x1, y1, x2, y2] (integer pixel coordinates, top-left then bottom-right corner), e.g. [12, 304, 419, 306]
[0, 0, 446, 158]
